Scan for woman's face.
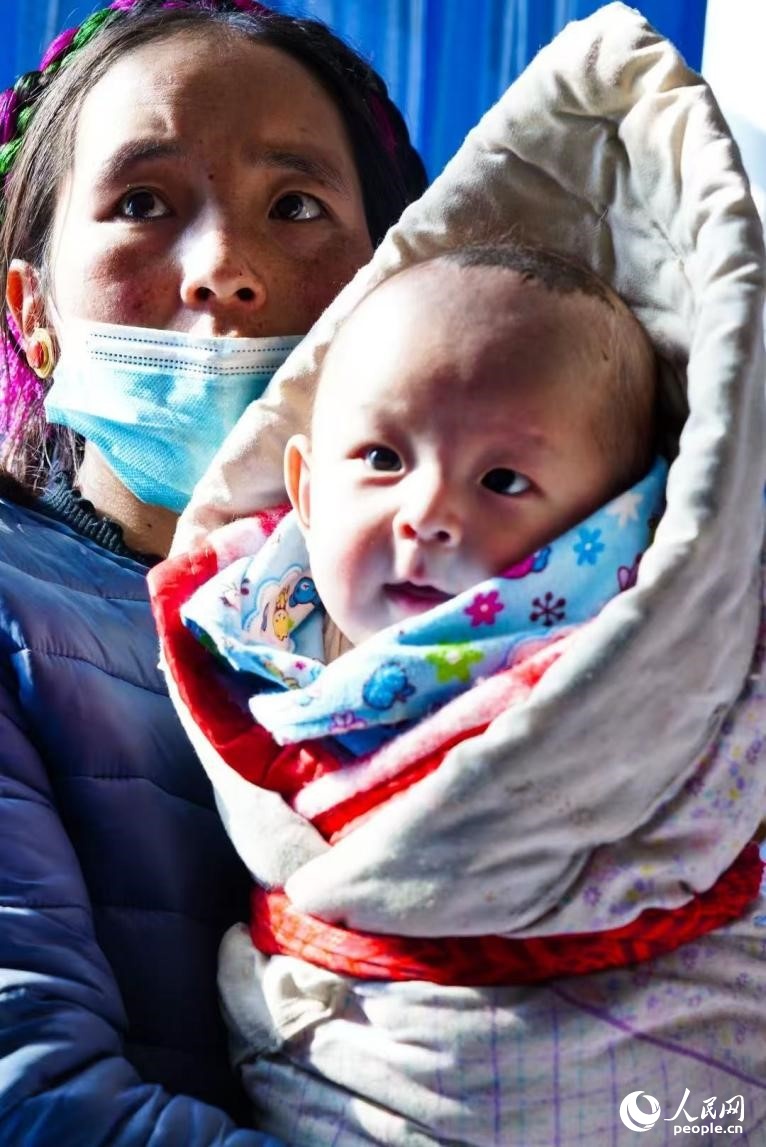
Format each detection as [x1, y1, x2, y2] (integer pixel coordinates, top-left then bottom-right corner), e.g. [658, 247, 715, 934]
[45, 29, 374, 338]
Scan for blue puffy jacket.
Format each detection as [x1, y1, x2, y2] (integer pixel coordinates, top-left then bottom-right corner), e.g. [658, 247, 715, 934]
[0, 491, 280, 1145]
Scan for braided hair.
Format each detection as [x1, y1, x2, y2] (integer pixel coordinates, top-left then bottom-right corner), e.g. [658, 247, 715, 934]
[0, 0, 427, 492]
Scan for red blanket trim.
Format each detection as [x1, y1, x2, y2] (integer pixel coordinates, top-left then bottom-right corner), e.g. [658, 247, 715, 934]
[151, 532, 764, 988]
[249, 842, 764, 986]
[149, 537, 565, 819]
[317, 644, 568, 842]
[149, 529, 342, 791]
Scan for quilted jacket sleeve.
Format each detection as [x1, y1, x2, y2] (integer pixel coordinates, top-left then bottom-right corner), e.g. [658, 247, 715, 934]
[0, 659, 282, 1147]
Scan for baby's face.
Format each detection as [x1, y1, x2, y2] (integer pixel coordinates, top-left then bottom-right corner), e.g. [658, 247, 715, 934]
[287, 263, 635, 645]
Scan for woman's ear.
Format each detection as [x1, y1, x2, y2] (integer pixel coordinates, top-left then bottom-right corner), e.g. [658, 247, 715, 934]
[6, 259, 48, 344]
[284, 434, 312, 532]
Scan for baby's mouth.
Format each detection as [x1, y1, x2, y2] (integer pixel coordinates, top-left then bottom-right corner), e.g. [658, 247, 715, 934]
[384, 582, 453, 612]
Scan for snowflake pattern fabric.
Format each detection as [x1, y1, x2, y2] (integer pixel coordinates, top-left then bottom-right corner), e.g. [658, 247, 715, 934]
[181, 459, 666, 754]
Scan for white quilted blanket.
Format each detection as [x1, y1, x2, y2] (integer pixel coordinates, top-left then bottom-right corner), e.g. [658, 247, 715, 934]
[167, 5, 766, 1143]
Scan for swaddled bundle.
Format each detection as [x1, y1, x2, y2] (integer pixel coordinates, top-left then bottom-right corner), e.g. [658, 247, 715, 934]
[180, 463, 666, 755]
[150, 4, 766, 1143]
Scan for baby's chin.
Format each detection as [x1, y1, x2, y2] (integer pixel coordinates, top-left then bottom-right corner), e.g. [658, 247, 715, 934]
[333, 588, 450, 647]
[337, 580, 499, 646]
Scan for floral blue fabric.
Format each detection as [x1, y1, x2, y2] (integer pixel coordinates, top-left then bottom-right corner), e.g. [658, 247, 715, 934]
[182, 459, 667, 755]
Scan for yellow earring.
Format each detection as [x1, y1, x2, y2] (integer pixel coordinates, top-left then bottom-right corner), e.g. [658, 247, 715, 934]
[26, 327, 56, 380]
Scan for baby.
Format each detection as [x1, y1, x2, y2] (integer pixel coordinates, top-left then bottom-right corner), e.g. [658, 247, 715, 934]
[180, 243, 663, 754]
[284, 243, 658, 648]
[179, 243, 663, 759]
[174, 243, 670, 1144]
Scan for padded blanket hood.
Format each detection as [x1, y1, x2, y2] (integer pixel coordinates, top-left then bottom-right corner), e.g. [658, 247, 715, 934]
[170, 4, 766, 938]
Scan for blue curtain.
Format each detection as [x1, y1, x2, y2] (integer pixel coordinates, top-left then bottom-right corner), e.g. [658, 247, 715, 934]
[1, 0, 706, 177]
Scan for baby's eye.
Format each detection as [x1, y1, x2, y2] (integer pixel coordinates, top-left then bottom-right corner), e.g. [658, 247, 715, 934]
[117, 189, 170, 220]
[363, 446, 402, 472]
[482, 468, 530, 496]
[270, 192, 324, 222]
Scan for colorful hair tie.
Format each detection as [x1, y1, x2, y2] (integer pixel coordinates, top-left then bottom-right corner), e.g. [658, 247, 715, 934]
[0, 89, 19, 147]
[39, 28, 79, 71]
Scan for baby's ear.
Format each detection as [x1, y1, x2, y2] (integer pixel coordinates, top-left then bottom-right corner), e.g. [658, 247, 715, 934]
[284, 434, 312, 532]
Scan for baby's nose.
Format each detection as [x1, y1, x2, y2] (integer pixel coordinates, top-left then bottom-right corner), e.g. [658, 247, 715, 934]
[396, 480, 464, 546]
[399, 518, 459, 545]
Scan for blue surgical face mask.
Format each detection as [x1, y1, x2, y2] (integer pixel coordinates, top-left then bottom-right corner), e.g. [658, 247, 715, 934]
[44, 319, 301, 513]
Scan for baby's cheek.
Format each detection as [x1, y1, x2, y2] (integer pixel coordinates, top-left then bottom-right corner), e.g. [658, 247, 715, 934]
[308, 517, 353, 588]
[324, 537, 370, 618]
[327, 539, 365, 600]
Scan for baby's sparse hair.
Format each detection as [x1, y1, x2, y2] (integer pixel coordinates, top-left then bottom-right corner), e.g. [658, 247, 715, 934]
[431, 243, 658, 490]
[317, 242, 658, 493]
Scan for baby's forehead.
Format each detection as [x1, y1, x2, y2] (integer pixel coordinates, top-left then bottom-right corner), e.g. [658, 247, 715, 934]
[330, 259, 620, 376]
[352, 256, 618, 327]
[370, 258, 530, 306]
[316, 248, 648, 407]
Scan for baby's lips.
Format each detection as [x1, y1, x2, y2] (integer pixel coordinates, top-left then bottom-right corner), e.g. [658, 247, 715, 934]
[385, 581, 453, 606]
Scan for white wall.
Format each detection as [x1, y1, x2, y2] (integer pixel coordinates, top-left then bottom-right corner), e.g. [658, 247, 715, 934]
[702, 0, 766, 222]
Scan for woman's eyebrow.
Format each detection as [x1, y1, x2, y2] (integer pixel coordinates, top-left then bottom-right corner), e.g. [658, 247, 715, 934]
[95, 141, 348, 194]
[250, 147, 348, 193]
[96, 140, 183, 183]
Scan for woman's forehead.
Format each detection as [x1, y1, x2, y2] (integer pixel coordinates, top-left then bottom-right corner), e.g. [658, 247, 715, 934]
[71, 30, 357, 177]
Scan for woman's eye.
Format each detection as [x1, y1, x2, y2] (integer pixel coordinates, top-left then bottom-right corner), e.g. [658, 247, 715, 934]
[117, 189, 170, 220]
[270, 192, 324, 222]
[363, 446, 402, 472]
[482, 468, 531, 496]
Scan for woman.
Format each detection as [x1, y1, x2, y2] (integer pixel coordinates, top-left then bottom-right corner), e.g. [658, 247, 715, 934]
[0, 1, 426, 1142]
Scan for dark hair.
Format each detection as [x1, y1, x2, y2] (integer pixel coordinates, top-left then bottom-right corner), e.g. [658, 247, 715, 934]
[0, 0, 427, 492]
[441, 243, 617, 307]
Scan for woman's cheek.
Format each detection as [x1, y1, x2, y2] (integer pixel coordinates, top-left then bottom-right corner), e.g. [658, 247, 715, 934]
[295, 261, 345, 324]
[100, 282, 165, 325]
[52, 237, 174, 327]
[293, 235, 373, 325]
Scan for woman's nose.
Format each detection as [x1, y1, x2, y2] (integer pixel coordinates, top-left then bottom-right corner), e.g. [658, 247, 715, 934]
[179, 221, 267, 315]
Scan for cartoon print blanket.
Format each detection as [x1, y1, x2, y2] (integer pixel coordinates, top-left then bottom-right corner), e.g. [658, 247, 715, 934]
[179, 462, 666, 755]
[150, 5, 766, 1143]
